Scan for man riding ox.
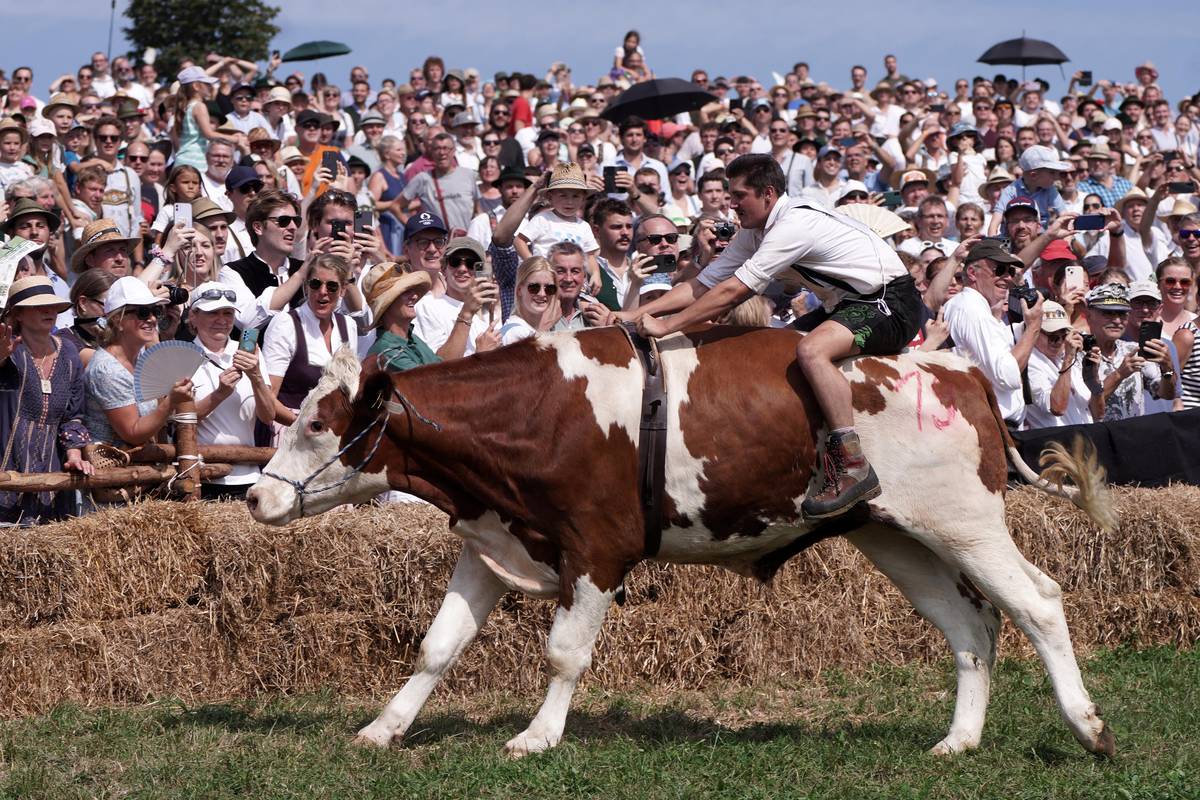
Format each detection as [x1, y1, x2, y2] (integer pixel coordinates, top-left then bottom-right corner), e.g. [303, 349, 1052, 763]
[617, 154, 921, 520]
[248, 326, 1116, 760]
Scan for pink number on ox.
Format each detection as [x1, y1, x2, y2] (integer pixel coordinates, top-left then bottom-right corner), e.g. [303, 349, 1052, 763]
[893, 370, 957, 432]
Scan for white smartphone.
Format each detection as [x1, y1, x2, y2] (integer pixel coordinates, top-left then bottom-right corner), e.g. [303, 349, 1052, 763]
[174, 202, 193, 228]
[1063, 265, 1086, 294]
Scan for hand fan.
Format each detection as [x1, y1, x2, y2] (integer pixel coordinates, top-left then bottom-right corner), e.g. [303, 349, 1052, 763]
[134, 340, 208, 403]
[838, 204, 912, 240]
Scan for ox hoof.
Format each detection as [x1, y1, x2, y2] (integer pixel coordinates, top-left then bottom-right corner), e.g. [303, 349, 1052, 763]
[1086, 722, 1116, 758]
[352, 727, 393, 749]
[928, 734, 979, 756]
[504, 730, 558, 758]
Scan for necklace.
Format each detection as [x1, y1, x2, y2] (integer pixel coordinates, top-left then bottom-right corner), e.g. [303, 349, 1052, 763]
[30, 340, 57, 395]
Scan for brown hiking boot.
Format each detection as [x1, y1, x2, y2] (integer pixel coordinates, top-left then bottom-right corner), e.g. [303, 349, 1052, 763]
[801, 431, 882, 519]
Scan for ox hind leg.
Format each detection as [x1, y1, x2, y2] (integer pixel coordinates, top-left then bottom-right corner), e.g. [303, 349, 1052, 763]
[504, 560, 622, 757]
[355, 543, 507, 747]
[848, 525, 1002, 754]
[908, 517, 1114, 757]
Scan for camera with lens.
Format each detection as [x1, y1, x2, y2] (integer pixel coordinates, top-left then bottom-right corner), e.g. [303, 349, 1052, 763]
[1006, 286, 1047, 323]
[713, 221, 736, 240]
[163, 284, 190, 306]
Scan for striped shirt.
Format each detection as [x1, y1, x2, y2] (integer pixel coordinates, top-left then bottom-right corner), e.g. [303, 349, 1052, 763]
[1177, 322, 1200, 409]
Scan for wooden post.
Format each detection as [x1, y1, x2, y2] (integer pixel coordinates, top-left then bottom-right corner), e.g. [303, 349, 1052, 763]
[125, 444, 276, 465]
[0, 463, 232, 492]
[173, 399, 201, 501]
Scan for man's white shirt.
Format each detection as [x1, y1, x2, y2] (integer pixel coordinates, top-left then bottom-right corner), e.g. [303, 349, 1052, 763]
[943, 285, 1025, 423]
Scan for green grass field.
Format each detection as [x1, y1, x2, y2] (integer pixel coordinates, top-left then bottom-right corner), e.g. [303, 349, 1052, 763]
[1, 647, 1197, 799]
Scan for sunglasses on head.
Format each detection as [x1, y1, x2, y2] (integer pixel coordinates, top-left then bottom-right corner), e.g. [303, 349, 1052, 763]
[639, 232, 679, 245]
[193, 288, 237, 304]
[306, 278, 341, 293]
[525, 282, 557, 296]
[127, 305, 160, 321]
[1179, 229, 1200, 240]
[448, 253, 482, 269]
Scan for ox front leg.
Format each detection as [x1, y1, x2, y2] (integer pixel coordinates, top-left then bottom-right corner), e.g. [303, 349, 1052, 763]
[504, 570, 616, 758]
[355, 543, 506, 748]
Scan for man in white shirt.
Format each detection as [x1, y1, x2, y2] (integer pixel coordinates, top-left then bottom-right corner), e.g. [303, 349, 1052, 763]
[413, 237, 501, 358]
[799, 145, 845, 210]
[603, 116, 669, 192]
[898, 195, 958, 256]
[1024, 301, 1092, 429]
[201, 139, 236, 212]
[1089, 188, 1170, 282]
[623, 154, 919, 519]
[89, 52, 116, 99]
[220, 190, 309, 330]
[944, 239, 1044, 426]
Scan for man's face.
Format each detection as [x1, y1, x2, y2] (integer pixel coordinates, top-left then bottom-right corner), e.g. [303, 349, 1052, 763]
[255, 205, 299, 253]
[1035, 120, 1055, 145]
[1179, 227, 1200, 260]
[232, 91, 253, 115]
[298, 118, 322, 146]
[594, 212, 632, 252]
[692, 72, 708, 89]
[1087, 155, 1112, 179]
[844, 146, 867, 176]
[635, 174, 660, 201]
[621, 126, 645, 155]
[205, 218, 229, 252]
[429, 137, 455, 170]
[816, 152, 841, 179]
[1023, 167, 1057, 191]
[1021, 91, 1041, 112]
[700, 127, 718, 151]
[728, 176, 777, 230]
[768, 120, 790, 148]
[699, 180, 725, 210]
[363, 122, 384, 145]
[94, 125, 122, 160]
[1123, 199, 1146, 227]
[14, 216, 51, 246]
[489, 104, 511, 132]
[49, 106, 75, 136]
[884, 55, 897, 73]
[1017, 128, 1037, 152]
[499, 178, 526, 206]
[1087, 307, 1128, 344]
[0, 133, 23, 162]
[87, 242, 131, 276]
[206, 144, 233, 179]
[1153, 104, 1171, 126]
[352, 83, 369, 104]
[735, 79, 751, 98]
[91, 53, 109, 75]
[901, 183, 928, 206]
[230, 180, 262, 218]
[851, 67, 866, 87]
[1127, 295, 1162, 335]
[1005, 208, 1040, 248]
[78, 179, 105, 208]
[125, 144, 150, 176]
[967, 258, 1019, 306]
[552, 253, 586, 303]
[114, 58, 133, 83]
[1037, 329, 1069, 359]
[139, 64, 157, 85]
[918, 202, 948, 238]
[404, 231, 448, 273]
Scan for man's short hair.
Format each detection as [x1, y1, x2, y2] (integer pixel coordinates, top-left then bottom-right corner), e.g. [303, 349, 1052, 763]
[305, 188, 356, 231]
[634, 166, 659, 182]
[92, 115, 121, 135]
[699, 121, 720, 134]
[517, 73, 537, 91]
[207, 138, 235, 153]
[591, 197, 633, 227]
[918, 195, 947, 215]
[726, 154, 786, 197]
[698, 170, 728, 191]
[246, 189, 300, 245]
[547, 241, 584, 263]
[75, 165, 108, 189]
[619, 115, 647, 137]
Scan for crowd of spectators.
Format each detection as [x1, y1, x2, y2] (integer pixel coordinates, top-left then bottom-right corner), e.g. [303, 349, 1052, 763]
[1, 35, 1199, 523]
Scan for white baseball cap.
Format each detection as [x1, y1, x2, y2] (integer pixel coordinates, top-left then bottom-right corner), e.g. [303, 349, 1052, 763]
[27, 118, 56, 138]
[187, 281, 239, 312]
[1040, 301, 1071, 333]
[1019, 145, 1071, 173]
[104, 276, 165, 315]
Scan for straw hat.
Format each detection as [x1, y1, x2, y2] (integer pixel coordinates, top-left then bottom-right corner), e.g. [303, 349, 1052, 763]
[4, 276, 71, 314]
[1115, 186, 1149, 215]
[889, 167, 938, 190]
[70, 219, 139, 273]
[547, 162, 588, 191]
[1164, 197, 1199, 218]
[0, 118, 28, 145]
[247, 127, 280, 153]
[363, 262, 433, 329]
[279, 145, 307, 165]
[982, 165, 1016, 188]
[41, 92, 79, 119]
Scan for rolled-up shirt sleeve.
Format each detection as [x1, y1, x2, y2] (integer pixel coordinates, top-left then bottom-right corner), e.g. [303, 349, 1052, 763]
[731, 223, 817, 295]
[945, 294, 1023, 391]
[697, 231, 760, 289]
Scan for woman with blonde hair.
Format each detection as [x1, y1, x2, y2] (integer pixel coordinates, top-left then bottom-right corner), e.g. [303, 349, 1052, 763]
[498, 257, 559, 345]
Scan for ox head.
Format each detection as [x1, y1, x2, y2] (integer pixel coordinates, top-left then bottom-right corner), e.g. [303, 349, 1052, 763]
[247, 346, 393, 525]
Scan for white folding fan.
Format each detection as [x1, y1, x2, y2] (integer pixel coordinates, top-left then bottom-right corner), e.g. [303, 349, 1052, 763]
[134, 340, 209, 403]
[838, 204, 912, 240]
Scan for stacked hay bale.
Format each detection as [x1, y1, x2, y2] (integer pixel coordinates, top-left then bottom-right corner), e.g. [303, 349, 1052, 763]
[0, 487, 1196, 717]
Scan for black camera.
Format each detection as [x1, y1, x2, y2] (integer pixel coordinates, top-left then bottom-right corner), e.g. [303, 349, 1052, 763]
[1006, 286, 1046, 323]
[163, 284, 190, 306]
[713, 221, 736, 240]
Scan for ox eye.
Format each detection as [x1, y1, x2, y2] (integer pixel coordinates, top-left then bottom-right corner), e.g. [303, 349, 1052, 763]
[308, 419, 325, 434]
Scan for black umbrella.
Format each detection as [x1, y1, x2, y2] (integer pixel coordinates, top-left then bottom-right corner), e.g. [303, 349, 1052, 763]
[280, 41, 352, 63]
[600, 78, 718, 122]
[978, 35, 1069, 80]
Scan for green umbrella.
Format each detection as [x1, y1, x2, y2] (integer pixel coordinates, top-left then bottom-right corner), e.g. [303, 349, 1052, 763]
[280, 41, 352, 63]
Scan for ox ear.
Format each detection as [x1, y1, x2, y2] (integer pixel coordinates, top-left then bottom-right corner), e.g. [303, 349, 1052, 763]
[323, 345, 363, 402]
[358, 368, 395, 415]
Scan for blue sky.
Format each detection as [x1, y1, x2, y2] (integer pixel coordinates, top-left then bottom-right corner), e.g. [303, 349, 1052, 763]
[9, 1, 1200, 102]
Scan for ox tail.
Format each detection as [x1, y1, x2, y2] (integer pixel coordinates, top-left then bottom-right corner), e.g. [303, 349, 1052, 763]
[974, 368, 1119, 533]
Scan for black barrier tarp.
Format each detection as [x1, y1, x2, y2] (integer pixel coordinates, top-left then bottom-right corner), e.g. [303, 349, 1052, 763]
[1012, 409, 1200, 487]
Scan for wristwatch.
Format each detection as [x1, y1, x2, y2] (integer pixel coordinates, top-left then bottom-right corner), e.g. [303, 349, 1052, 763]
[1109, 229, 1124, 237]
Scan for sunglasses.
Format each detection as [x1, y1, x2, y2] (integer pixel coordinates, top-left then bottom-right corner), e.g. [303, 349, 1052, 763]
[266, 215, 301, 228]
[769, 127, 790, 134]
[299, 121, 321, 130]
[412, 235, 448, 249]
[715, 148, 733, 157]
[492, 110, 510, 117]
[448, 254, 481, 269]
[1044, 331, 1069, 342]
[568, 127, 584, 134]
[585, 119, 602, 126]
[125, 154, 148, 163]
[1162, 276, 1194, 287]
[1179, 229, 1200, 240]
[636, 183, 658, 195]
[639, 233, 679, 245]
[525, 282, 557, 296]
[482, 139, 501, 146]
[306, 278, 341, 293]
[81, 103, 101, 110]
[127, 305, 160, 321]
[96, 134, 121, 143]
[235, 183, 261, 195]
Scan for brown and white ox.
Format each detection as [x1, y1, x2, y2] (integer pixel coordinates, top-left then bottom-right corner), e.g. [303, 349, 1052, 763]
[247, 326, 1117, 758]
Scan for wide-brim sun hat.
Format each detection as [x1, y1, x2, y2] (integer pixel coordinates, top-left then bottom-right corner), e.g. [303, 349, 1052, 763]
[4, 276, 71, 314]
[3, 197, 61, 236]
[70, 219, 140, 273]
[546, 162, 589, 192]
[363, 262, 433, 329]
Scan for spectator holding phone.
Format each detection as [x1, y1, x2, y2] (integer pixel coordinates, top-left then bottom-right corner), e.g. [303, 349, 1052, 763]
[412, 237, 500, 358]
[1081, 282, 1174, 421]
[1024, 301, 1092, 429]
[1154, 257, 1197, 338]
[187, 283, 275, 499]
[498, 257, 560, 345]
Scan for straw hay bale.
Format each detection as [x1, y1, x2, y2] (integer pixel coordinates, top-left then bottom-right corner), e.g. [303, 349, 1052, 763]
[0, 484, 1196, 716]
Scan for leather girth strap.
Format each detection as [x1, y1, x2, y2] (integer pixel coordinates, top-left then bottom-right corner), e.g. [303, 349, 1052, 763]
[618, 323, 668, 557]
